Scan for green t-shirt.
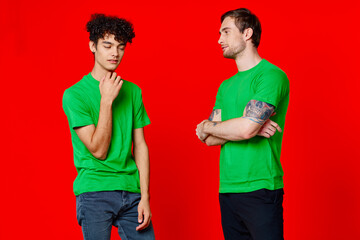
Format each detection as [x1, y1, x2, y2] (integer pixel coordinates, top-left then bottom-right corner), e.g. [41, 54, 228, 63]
[62, 73, 150, 196]
[214, 59, 290, 193]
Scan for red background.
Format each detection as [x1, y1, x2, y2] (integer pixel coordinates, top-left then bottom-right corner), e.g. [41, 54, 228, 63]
[1, 0, 360, 239]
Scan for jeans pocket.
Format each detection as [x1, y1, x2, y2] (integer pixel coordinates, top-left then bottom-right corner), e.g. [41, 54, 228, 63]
[76, 195, 84, 226]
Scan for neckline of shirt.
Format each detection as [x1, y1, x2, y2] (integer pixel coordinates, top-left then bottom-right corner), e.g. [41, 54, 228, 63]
[237, 59, 266, 75]
[86, 72, 100, 85]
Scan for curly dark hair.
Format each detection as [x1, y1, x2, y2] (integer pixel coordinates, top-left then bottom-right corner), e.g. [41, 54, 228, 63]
[86, 13, 135, 45]
[221, 8, 261, 48]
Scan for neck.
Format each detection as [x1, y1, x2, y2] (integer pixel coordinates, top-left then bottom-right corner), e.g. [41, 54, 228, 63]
[234, 46, 262, 72]
[91, 63, 113, 81]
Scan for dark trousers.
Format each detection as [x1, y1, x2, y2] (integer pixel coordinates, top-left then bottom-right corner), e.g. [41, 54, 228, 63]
[219, 188, 284, 240]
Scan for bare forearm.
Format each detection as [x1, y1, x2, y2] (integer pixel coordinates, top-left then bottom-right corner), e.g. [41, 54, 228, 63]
[204, 135, 228, 146]
[134, 143, 150, 200]
[90, 99, 113, 159]
[198, 101, 277, 143]
[75, 72, 123, 160]
[204, 118, 259, 141]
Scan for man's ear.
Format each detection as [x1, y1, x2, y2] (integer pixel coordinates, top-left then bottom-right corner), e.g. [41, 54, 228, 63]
[89, 41, 96, 53]
[243, 28, 254, 41]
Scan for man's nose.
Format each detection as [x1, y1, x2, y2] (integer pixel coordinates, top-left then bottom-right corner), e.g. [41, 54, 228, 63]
[112, 48, 119, 56]
[218, 36, 223, 45]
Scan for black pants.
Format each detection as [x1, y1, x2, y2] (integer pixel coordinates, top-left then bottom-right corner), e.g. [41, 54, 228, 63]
[219, 188, 284, 240]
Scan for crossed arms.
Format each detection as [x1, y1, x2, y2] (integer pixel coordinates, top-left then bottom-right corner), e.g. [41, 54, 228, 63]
[196, 100, 282, 146]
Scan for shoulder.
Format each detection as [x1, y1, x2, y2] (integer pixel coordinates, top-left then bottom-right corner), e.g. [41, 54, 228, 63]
[122, 79, 142, 92]
[62, 75, 89, 104]
[120, 80, 144, 104]
[261, 60, 288, 81]
[256, 60, 289, 88]
[218, 73, 238, 89]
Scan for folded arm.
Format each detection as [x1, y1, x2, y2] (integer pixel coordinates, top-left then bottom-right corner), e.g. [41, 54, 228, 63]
[204, 100, 277, 141]
[197, 100, 282, 144]
[74, 72, 123, 160]
[202, 109, 228, 146]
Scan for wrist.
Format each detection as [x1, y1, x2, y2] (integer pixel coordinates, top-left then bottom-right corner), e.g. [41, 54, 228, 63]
[100, 97, 113, 106]
[202, 120, 211, 134]
[140, 193, 150, 201]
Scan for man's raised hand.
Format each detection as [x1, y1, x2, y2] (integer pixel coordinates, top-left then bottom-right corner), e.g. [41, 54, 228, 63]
[99, 72, 123, 103]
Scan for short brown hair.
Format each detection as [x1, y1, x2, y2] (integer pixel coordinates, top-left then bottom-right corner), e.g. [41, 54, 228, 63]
[221, 8, 262, 48]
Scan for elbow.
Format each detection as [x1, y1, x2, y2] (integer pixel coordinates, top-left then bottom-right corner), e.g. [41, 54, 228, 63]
[205, 140, 213, 146]
[234, 129, 257, 140]
[205, 138, 217, 147]
[91, 150, 108, 160]
[242, 132, 257, 140]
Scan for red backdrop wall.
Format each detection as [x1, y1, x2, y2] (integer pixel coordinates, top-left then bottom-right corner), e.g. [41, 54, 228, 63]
[1, 0, 359, 239]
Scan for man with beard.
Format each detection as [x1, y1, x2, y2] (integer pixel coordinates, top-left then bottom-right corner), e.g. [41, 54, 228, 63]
[196, 8, 289, 240]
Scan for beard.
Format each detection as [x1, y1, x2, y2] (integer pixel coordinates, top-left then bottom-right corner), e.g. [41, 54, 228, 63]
[223, 40, 246, 59]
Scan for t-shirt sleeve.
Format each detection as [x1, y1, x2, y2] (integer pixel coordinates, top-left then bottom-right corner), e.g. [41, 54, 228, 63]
[62, 89, 94, 129]
[133, 88, 151, 129]
[213, 83, 223, 110]
[252, 69, 290, 108]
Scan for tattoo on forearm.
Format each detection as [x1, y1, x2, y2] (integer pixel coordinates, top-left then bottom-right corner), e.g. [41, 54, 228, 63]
[209, 111, 215, 121]
[242, 100, 275, 125]
[208, 109, 220, 121]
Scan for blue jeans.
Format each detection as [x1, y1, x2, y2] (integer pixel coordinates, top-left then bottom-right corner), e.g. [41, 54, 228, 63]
[76, 191, 155, 240]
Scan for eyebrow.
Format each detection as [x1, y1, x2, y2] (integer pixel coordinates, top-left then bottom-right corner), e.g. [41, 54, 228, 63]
[219, 27, 231, 34]
[102, 41, 126, 46]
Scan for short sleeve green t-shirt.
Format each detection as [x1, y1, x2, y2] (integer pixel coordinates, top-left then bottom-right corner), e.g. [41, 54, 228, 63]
[62, 73, 150, 196]
[214, 59, 290, 193]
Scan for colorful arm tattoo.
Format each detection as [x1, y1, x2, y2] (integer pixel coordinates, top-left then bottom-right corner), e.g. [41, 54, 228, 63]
[242, 100, 275, 125]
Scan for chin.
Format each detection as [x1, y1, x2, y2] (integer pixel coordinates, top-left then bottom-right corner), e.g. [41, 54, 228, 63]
[223, 50, 234, 59]
[223, 53, 235, 59]
[106, 65, 119, 71]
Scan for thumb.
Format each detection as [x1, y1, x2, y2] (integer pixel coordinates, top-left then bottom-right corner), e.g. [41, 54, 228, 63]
[100, 75, 105, 83]
[99, 76, 105, 86]
[138, 208, 143, 223]
[271, 112, 277, 117]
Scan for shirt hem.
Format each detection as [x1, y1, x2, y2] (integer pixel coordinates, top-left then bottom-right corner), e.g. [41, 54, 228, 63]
[219, 176, 283, 193]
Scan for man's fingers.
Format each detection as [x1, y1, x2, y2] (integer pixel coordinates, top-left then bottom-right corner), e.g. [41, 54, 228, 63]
[266, 129, 275, 137]
[106, 72, 112, 80]
[269, 121, 282, 133]
[114, 76, 120, 84]
[137, 213, 151, 231]
[110, 72, 117, 81]
[276, 125, 282, 132]
[136, 219, 149, 231]
[136, 222, 146, 231]
[267, 126, 276, 133]
[116, 77, 123, 90]
[144, 213, 150, 227]
[118, 79, 123, 88]
[138, 208, 143, 223]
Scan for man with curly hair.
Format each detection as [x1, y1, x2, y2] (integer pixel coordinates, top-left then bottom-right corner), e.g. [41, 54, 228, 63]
[62, 14, 155, 240]
[196, 8, 289, 240]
